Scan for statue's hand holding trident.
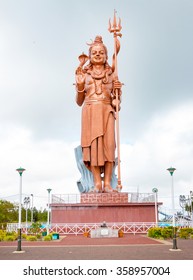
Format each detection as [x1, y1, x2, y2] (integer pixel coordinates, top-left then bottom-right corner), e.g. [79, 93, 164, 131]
[109, 10, 123, 191]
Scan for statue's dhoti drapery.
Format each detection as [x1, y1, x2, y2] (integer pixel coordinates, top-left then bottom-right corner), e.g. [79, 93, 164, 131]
[81, 100, 115, 169]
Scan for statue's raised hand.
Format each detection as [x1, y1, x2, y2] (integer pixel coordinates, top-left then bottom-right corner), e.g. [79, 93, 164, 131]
[75, 68, 86, 89]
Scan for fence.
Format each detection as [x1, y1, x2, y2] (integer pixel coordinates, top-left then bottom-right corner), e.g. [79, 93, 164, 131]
[51, 192, 155, 204]
[7, 221, 193, 235]
[7, 222, 156, 235]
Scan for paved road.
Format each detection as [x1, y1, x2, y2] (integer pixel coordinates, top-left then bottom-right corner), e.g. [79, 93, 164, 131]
[0, 235, 193, 260]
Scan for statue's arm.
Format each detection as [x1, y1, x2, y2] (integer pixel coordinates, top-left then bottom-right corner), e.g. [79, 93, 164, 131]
[112, 78, 122, 111]
[76, 87, 85, 106]
[113, 79, 122, 96]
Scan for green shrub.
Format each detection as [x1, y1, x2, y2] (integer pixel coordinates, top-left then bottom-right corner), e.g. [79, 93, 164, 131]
[0, 230, 6, 240]
[43, 235, 52, 241]
[161, 228, 173, 239]
[6, 231, 15, 236]
[21, 233, 27, 239]
[178, 228, 193, 239]
[4, 235, 16, 241]
[148, 227, 173, 239]
[26, 235, 38, 241]
[148, 227, 162, 239]
[0, 230, 17, 241]
[36, 233, 42, 239]
[148, 227, 193, 240]
[28, 222, 42, 235]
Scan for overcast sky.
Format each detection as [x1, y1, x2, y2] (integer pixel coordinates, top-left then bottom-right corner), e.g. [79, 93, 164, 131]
[0, 0, 193, 215]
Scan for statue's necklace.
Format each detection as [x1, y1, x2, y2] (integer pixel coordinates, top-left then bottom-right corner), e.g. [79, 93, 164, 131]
[93, 78, 102, 95]
[91, 70, 105, 95]
[91, 69, 105, 79]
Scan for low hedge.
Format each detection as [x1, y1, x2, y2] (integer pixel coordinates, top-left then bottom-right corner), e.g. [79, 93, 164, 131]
[43, 235, 52, 241]
[148, 227, 163, 239]
[3, 235, 16, 241]
[178, 228, 193, 239]
[0, 230, 17, 241]
[26, 235, 38, 241]
[148, 227, 193, 239]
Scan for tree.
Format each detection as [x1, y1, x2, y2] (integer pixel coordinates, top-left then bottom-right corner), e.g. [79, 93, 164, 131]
[37, 208, 47, 222]
[0, 200, 18, 225]
[0, 199, 48, 226]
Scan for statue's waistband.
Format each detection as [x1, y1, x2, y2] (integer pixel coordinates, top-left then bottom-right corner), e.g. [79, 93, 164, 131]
[85, 98, 111, 105]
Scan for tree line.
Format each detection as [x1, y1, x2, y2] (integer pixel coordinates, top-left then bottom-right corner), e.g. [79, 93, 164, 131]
[0, 199, 47, 227]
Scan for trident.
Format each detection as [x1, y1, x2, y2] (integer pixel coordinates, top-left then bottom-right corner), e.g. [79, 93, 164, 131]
[108, 10, 122, 191]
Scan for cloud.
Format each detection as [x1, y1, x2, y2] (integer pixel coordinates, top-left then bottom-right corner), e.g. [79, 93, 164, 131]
[121, 102, 193, 208]
[0, 123, 80, 209]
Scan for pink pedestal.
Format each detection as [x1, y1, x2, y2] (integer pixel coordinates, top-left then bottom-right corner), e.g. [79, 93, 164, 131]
[80, 192, 129, 204]
[51, 193, 161, 224]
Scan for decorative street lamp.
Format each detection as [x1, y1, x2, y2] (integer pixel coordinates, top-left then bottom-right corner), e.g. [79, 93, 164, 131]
[24, 196, 30, 234]
[190, 191, 193, 227]
[179, 195, 186, 225]
[47, 188, 52, 235]
[152, 188, 158, 226]
[16, 167, 26, 252]
[31, 194, 34, 223]
[167, 167, 178, 250]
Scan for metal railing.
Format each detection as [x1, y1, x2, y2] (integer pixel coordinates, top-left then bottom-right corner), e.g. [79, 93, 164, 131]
[50, 222, 157, 235]
[7, 221, 193, 235]
[7, 222, 156, 235]
[51, 192, 155, 204]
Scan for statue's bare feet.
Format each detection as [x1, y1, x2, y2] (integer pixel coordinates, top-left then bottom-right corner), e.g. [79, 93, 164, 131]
[92, 187, 102, 193]
[103, 185, 117, 193]
[91, 183, 102, 193]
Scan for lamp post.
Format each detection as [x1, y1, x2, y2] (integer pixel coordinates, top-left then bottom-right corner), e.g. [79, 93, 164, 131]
[24, 196, 30, 234]
[179, 195, 186, 226]
[47, 188, 52, 235]
[31, 194, 34, 223]
[190, 191, 193, 227]
[152, 188, 158, 226]
[16, 167, 26, 252]
[167, 167, 178, 250]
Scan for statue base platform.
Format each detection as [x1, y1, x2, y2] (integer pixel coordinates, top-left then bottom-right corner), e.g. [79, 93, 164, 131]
[80, 192, 128, 204]
[51, 192, 161, 224]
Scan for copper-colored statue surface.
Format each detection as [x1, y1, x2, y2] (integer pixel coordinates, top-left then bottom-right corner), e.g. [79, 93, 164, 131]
[75, 12, 122, 193]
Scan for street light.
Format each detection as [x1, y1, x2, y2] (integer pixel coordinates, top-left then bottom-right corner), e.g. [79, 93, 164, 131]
[47, 188, 52, 235]
[31, 194, 34, 223]
[152, 188, 158, 226]
[16, 167, 26, 252]
[24, 196, 30, 234]
[167, 167, 178, 250]
[179, 195, 186, 225]
[190, 191, 193, 227]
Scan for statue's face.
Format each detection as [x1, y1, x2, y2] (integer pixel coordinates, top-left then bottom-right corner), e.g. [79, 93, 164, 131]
[90, 45, 107, 65]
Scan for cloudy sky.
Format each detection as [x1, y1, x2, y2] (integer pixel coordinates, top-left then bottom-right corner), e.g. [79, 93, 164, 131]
[0, 0, 193, 215]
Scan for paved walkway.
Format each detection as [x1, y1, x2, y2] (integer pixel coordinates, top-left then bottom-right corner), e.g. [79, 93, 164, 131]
[0, 234, 193, 260]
